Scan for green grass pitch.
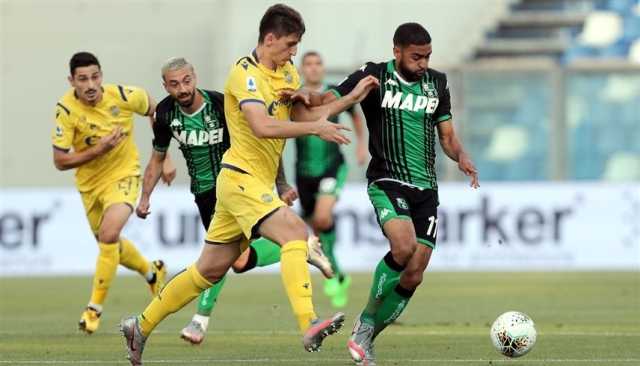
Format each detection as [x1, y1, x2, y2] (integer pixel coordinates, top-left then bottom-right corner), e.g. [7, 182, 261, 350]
[1, 272, 638, 365]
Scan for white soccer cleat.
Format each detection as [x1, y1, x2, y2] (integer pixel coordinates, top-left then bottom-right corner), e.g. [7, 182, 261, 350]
[306, 235, 334, 279]
[180, 320, 206, 345]
[120, 316, 147, 366]
[348, 315, 376, 366]
[302, 312, 345, 352]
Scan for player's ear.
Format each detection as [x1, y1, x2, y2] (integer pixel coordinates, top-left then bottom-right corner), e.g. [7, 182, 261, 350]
[393, 46, 402, 60]
[67, 74, 74, 86]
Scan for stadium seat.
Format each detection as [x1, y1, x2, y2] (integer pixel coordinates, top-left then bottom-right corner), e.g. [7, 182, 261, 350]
[603, 152, 640, 180]
[579, 11, 623, 47]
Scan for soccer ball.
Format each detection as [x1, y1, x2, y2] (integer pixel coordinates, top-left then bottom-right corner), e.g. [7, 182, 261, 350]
[490, 311, 537, 358]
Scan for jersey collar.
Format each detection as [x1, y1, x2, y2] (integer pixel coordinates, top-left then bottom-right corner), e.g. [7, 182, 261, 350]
[387, 60, 421, 86]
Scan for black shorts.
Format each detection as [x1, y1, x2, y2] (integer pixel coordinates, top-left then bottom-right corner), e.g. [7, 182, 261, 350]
[367, 180, 439, 248]
[296, 163, 347, 219]
[194, 188, 216, 230]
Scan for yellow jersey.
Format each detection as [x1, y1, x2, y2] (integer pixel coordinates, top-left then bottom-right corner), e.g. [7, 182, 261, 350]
[222, 50, 301, 186]
[52, 84, 150, 192]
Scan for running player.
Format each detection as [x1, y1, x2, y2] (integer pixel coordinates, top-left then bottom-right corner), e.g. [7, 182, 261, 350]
[135, 57, 333, 345]
[292, 23, 480, 365]
[121, 5, 378, 364]
[51, 52, 169, 334]
[296, 51, 367, 308]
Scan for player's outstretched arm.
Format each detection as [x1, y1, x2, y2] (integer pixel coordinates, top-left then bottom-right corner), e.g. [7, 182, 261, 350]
[350, 108, 368, 165]
[436, 120, 479, 188]
[241, 102, 351, 144]
[276, 158, 298, 206]
[290, 75, 379, 122]
[137, 150, 167, 219]
[52, 127, 125, 170]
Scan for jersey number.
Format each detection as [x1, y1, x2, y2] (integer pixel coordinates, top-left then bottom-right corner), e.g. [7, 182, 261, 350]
[426, 216, 439, 237]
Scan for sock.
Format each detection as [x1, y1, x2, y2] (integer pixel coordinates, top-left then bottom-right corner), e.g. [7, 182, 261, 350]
[89, 242, 120, 306]
[319, 225, 343, 278]
[361, 252, 405, 326]
[373, 284, 415, 338]
[139, 265, 212, 336]
[196, 275, 227, 316]
[192, 314, 210, 330]
[253, 237, 282, 267]
[280, 240, 316, 332]
[118, 238, 150, 278]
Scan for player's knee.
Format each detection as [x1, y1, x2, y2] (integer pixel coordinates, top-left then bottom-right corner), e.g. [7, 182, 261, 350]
[279, 213, 308, 243]
[97, 228, 120, 244]
[390, 238, 418, 265]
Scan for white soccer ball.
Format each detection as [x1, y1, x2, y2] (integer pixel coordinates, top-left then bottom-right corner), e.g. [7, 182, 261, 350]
[490, 311, 537, 358]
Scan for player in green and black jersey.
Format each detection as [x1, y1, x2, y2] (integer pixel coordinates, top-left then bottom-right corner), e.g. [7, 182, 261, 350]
[135, 57, 334, 346]
[295, 51, 367, 309]
[292, 24, 479, 365]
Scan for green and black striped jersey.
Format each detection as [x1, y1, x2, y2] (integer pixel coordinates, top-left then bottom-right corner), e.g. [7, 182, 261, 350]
[153, 89, 229, 194]
[295, 84, 354, 178]
[331, 60, 452, 190]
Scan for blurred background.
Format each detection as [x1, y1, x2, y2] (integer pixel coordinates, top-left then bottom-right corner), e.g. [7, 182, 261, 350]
[0, 0, 638, 274]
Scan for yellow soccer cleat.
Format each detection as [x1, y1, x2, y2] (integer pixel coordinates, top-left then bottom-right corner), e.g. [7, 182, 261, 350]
[147, 260, 167, 296]
[78, 306, 101, 334]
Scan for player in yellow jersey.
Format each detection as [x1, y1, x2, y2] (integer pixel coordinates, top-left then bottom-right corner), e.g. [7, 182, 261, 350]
[121, 4, 378, 364]
[52, 52, 172, 334]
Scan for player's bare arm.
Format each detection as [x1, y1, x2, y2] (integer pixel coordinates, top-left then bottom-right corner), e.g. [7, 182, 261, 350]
[52, 127, 125, 170]
[136, 149, 167, 219]
[436, 120, 479, 188]
[241, 102, 351, 144]
[145, 97, 176, 185]
[276, 158, 298, 206]
[349, 108, 368, 165]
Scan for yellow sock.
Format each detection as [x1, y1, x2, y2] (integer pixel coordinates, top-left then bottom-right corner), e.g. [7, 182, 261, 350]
[119, 238, 150, 277]
[89, 242, 120, 305]
[280, 240, 316, 333]
[139, 264, 211, 336]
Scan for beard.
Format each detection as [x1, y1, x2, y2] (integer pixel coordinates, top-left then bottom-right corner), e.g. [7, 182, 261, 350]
[177, 91, 196, 107]
[398, 60, 425, 82]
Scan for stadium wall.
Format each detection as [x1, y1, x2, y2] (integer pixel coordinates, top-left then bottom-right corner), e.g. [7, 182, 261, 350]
[1, 183, 638, 276]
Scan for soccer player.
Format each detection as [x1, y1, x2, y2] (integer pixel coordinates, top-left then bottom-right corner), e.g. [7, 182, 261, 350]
[121, 4, 378, 364]
[51, 52, 170, 334]
[292, 23, 480, 365]
[296, 51, 367, 308]
[135, 57, 333, 345]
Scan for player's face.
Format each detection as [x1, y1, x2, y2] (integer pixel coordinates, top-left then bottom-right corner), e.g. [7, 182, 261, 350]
[267, 33, 301, 67]
[69, 65, 103, 104]
[163, 67, 197, 108]
[301, 55, 324, 85]
[394, 44, 432, 82]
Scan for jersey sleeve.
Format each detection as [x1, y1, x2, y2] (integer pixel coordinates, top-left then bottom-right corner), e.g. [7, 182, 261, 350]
[52, 103, 74, 152]
[433, 75, 452, 123]
[119, 85, 150, 116]
[226, 64, 266, 108]
[330, 62, 376, 99]
[152, 101, 172, 153]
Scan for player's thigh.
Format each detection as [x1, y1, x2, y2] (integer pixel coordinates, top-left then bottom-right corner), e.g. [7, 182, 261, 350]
[196, 239, 242, 282]
[410, 189, 439, 250]
[97, 177, 139, 242]
[258, 206, 308, 245]
[312, 194, 337, 230]
[217, 168, 288, 241]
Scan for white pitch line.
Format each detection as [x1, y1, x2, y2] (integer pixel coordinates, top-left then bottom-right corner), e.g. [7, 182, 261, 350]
[1, 359, 640, 364]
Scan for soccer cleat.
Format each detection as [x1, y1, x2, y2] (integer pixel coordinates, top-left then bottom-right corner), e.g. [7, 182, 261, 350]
[306, 235, 334, 279]
[331, 275, 352, 309]
[302, 312, 345, 352]
[324, 278, 340, 297]
[120, 316, 147, 366]
[347, 315, 376, 366]
[78, 306, 101, 334]
[180, 320, 206, 345]
[147, 260, 166, 296]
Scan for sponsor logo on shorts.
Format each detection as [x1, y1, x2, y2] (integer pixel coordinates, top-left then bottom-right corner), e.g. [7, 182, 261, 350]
[396, 198, 409, 210]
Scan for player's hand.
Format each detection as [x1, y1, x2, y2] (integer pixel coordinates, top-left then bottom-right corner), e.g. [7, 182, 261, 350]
[348, 75, 380, 104]
[161, 156, 176, 186]
[279, 185, 299, 206]
[315, 111, 351, 145]
[458, 154, 479, 189]
[356, 142, 368, 165]
[97, 127, 125, 154]
[279, 88, 311, 106]
[136, 198, 151, 219]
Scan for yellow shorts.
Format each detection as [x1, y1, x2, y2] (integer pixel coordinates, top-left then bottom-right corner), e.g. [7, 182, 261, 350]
[80, 176, 140, 235]
[205, 167, 284, 244]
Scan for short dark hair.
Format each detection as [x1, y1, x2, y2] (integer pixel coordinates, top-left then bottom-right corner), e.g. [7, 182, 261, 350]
[301, 51, 322, 63]
[69, 52, 101, 76]
[258, 4, 305, 43]
[393, 23, 431, 47]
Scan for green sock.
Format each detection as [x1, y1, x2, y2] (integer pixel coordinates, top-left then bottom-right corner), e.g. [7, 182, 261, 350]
[196, 275, 227, 316]
[319, 225, 343, 278]
[373, 284, 414, 337]
[252, 237, 281, 267]
[361, 252, 404, 325]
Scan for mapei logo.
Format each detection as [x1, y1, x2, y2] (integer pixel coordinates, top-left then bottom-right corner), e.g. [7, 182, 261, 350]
[173, 128, 224, 146]
[381, 90, 439, 114]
